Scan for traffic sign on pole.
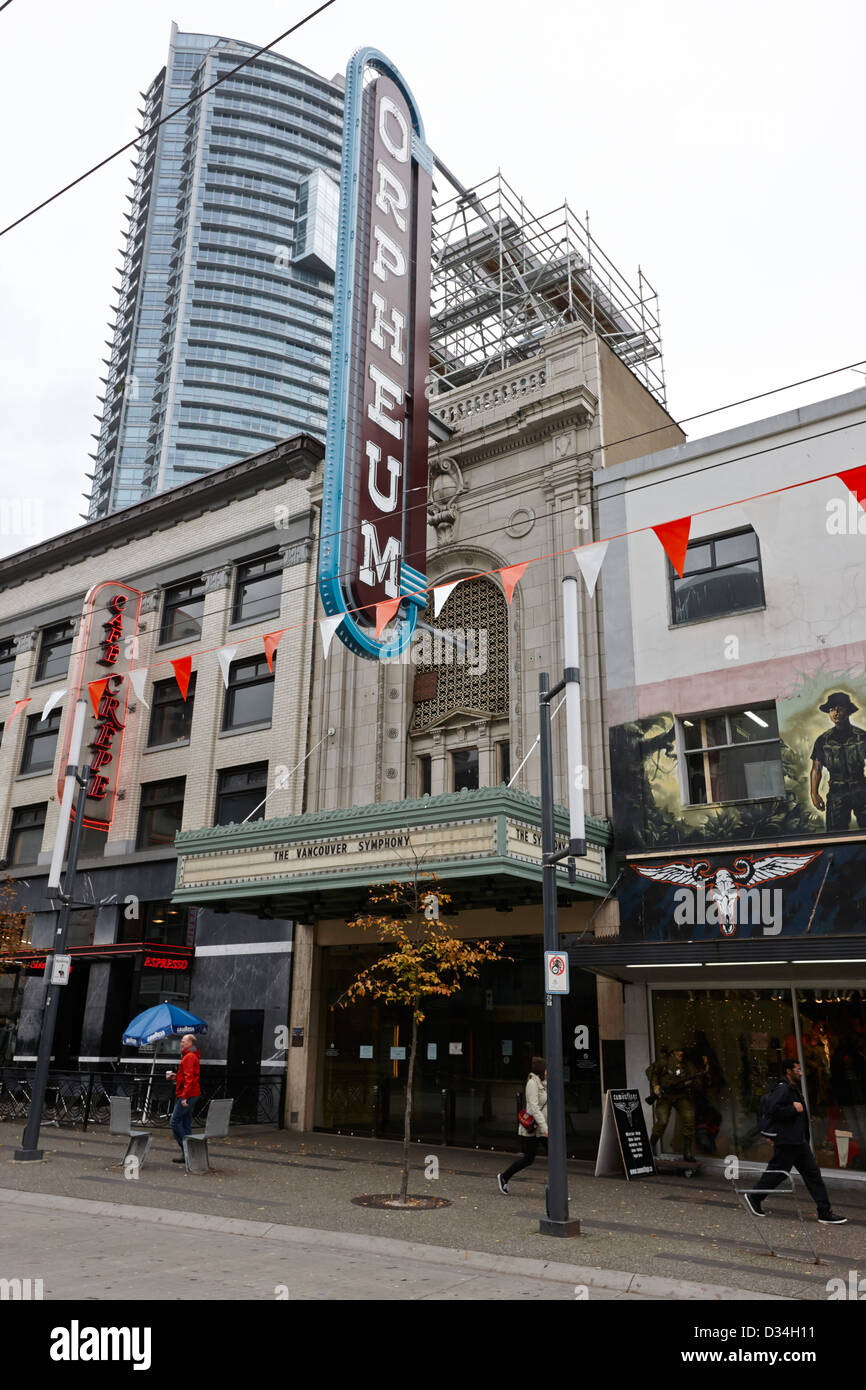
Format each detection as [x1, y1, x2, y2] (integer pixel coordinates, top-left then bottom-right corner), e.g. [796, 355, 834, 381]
[545, 950, 569, 995]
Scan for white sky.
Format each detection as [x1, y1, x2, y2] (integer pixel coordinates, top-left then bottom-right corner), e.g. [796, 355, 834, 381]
[0, 0, 864, 557]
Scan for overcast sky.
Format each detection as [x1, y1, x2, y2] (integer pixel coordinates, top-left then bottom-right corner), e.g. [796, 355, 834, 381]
[0, 0, 863, 557]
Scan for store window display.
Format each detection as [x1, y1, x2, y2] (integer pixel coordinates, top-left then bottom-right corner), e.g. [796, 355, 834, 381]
[652, 989, 866, 1170]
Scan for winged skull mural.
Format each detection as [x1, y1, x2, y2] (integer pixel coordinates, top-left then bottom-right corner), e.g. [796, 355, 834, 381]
[633, 854, 821, 935]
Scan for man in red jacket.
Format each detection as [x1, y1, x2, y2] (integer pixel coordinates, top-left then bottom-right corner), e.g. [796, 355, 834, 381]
[166, 1033, 201, 1164]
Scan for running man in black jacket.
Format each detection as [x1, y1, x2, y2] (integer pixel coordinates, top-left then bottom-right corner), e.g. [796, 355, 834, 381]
[746, 1059, 846, 1223]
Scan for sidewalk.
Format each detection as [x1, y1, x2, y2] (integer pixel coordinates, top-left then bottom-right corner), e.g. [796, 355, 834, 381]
[2, 1125, 862, 1299]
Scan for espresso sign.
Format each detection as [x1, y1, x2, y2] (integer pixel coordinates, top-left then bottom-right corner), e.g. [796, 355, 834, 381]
[56, 580, 142, 832]
[318, 47, 432, 660]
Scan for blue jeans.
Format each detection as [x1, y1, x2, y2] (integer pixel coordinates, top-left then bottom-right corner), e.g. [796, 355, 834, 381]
[170, 1096, 197, 1151]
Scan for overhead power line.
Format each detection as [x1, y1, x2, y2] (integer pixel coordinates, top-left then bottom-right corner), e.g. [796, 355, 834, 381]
[0, 0, 338, 240]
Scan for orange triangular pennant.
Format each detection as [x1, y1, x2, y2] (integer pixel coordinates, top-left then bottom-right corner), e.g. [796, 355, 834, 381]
[375, 597, 401, 639]
[263, 629, 286, 672]
[837, 466, 866, 511]
[499, 563, 527, 606]
[87, 679, 109, 720]
[171, 656, 192, 701]
[652, 516, 692, 578]
[7, 697, 31, 725]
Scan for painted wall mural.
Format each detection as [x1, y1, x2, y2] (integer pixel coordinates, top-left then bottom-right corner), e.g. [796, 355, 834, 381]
[619, 842, 866, 941]
[610, 661, 866, 852]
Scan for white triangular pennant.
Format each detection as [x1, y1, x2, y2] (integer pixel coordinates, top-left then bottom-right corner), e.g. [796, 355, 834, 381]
[433, 580, 460, 619]
[128, 669, 150, 707]
[573, 541, 609, 598]
[40, 688, 66, 721]
[216, 645, 238, 689]
[318, 614, 344, 660]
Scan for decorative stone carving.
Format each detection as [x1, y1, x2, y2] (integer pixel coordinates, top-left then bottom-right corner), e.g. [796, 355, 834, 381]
[505, 507, 535, 539]
[139, 592, 160, 615]
[202, 564, 232, 594]
[14, 629, 38, 652]
[385, 767, 397, 780]
[428, 457, 466, 543]
[280, 538, 313, 568]
[387, 727, 398, 740]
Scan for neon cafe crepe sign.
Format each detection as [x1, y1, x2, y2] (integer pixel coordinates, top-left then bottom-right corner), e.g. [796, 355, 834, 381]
[56, 580, 142, 832]
[318, 47, 432, 660]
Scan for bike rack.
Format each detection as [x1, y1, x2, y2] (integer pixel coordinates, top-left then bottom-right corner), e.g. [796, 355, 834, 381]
[734, 1174, 821, 1264]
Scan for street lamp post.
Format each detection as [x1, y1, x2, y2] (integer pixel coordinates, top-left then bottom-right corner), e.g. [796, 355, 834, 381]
[14, 701, 89, 1162]
[538, 575, 585, 1238]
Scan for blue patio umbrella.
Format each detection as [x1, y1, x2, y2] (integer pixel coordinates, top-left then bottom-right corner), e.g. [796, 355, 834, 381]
[123, 1002, 207, 1047]
[122, 1003, 207, 1123]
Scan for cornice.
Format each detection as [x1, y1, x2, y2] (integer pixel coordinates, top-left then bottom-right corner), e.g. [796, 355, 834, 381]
[0, 434, 325, 592]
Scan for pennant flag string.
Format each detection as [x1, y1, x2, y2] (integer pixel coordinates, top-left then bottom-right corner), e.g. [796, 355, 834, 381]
[6, 698, 31, 725]
[433, 580, 461, 618]
[263, 630, 285, 673]
[171, 656, 192, 701]
[40, 454, 866, 686]
[375, 597, 402, 640]
[652, 516, 692, 579]
[318, 614, 343, 660]
[128, 669, 150, 707]
[87, 679, 109, 719]
[837, 465, 866, 511]
[499, 563, 527, 606]
[573, 541, 608, 598]
[40, 688, 66, 721]
[216, 646, 237, 689]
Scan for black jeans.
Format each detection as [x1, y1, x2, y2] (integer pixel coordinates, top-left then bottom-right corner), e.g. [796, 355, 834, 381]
[501, 1136, 545, 1184]
[753, 1143, 832, 1216]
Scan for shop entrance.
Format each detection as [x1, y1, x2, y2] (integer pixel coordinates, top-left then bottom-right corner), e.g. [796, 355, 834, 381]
[651, 987, 866, 1171]
[318, 940, 603, 1158]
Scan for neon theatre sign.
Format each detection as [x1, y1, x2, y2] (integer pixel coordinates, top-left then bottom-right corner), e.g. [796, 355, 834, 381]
[56, 580, 142, 832]
[318, 47, 432, 659]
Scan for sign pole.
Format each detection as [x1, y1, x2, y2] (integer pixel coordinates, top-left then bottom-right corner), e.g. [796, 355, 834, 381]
[538, 671, 580, 1236]
[15, 712, 90, 1162]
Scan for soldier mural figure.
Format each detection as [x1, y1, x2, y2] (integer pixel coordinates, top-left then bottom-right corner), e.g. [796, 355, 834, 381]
[810, 692, 866, 832]
[645, 1046, 704, 1161]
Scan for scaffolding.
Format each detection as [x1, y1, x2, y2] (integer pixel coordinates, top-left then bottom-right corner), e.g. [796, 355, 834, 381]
[429, 168, 667, 407]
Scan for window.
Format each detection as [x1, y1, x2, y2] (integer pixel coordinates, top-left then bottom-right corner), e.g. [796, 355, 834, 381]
[78, 824, 106, 859]
[498, 741, 511, 786]
[452, 748, 479, 791]
[215, 763, 268, 825]
[159, 577, 205, 644]
[232, 552, 282, 624]
[0, 639, 16, 694]
[222, 654, 275, 731]
[680, 705, 784, 805]
[7, 804, 46, 866]
[417, 755, 431, 797]
[20, 709, 61, 775]
[36, 621, 75, 682]
[670, 528, 764, 626]
[411, 576, 508, 731]
[136, 778, 185, 849]
[147, 674, 196, 746]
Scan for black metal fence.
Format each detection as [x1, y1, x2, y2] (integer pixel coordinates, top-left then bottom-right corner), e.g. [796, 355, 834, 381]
[0, 1067, 284, 1130]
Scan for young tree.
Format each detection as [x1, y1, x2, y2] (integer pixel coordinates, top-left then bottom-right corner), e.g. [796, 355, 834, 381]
[342, 875, 506, 1206]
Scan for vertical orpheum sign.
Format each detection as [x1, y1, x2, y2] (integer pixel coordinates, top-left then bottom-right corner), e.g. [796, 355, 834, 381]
[56, 581, 142, 831]
[318, 48, 432, 659]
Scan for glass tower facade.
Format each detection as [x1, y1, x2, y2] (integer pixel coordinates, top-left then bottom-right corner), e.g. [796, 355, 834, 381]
[88, 25, 343, 518]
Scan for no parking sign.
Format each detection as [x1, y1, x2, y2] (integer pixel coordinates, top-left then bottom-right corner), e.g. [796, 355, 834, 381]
[545, 950, 569, 994]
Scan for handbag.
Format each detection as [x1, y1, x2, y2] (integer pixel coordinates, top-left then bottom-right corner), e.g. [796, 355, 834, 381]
[517, 1107, 536, 1132]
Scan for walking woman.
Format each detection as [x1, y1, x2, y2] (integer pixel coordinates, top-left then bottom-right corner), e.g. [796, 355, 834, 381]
[497, 1055, 548, 1193]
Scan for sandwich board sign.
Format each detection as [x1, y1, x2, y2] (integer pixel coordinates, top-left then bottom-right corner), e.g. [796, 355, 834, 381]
[594, 1088, 655, 1180]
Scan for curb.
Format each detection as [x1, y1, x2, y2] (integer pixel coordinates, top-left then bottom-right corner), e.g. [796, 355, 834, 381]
[0, 1187, 786, 1300]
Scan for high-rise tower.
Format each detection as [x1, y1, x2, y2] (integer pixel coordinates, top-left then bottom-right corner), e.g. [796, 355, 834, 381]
[87, 25, 342, 518]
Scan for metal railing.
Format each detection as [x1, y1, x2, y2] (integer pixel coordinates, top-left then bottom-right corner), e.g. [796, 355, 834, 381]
[0, 1067, 284, 1130]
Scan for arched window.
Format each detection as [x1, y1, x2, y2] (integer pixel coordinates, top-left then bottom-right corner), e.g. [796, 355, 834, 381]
[408, 577, 510, 797]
